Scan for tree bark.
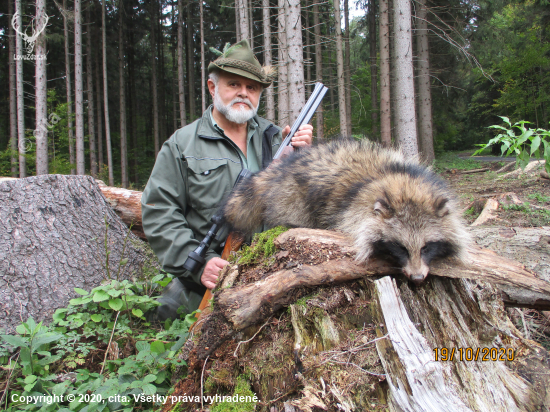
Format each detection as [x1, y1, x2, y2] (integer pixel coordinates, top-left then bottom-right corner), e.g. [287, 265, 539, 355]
[9, 0, 18, 177]
[277, 0, 289, 126]
[262, 0, 275, 122]
[119, 0, 128, 188]
[186, 2, 196, 121]
[35, 0, 49, 175]
[0, 175, 158, 335]
[344, 0, 352, 136]
[392, 0, 418, 156]
[379, 0, 391, 146]
[286, 0, 306, 124]
[369, 0, 378, 138]
[86, 6, 97, 177]
[236, 0, 250, 42]
[415, 0, 435, 163]
[177, 0, 187, 127]
[151, 0, 160, 158]
[94, 35, 104, 171]
[199, 0, 206, 114]
[102, 0, 114, 185]
[334, 0, 349, 136]
[313, 1, 324, 140]
[15, 0, 26, 178]
[75, 0, 85, 175]
[63, 0, 75, 175]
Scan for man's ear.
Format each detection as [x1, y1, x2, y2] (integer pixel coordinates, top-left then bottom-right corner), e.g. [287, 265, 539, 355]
[207, 79, 216, 97]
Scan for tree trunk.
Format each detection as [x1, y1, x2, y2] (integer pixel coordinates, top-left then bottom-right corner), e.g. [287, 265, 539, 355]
[119, 1, 128, 188]
[186, 3, 196, 122]
[313, 2, 324, 140]
[415, 0, 435, 163]
[199, 0, 206, 114]
[262, 0, 275, 122]
[379, 0, 391, 146]
[0, 175, 158, 335]
[151, 0, 160, 157]
[35, 0, 48, 175]
[94, 35, 104, 171]
[63, 0, 75, 175]
[86, 7, 97, 177]
[369, 0, 378, 138]
[75, 0, 85, 175]
[168, 228, 550, 410]
[304, 6, 311, 97]
[334, 0, 349, 136]
[15, 0, 26, 178]
[177, 0, 187, 127]
[248, 0, 254, 46]
[277, 0, 289, 126]
[236, 0, 250, 42]
[101, 0, 114, 185]
[392, 0, 418, 156]
[344, 0, 352, 136]
[9, 0, 18, 177]
[286, 0, 306, 124]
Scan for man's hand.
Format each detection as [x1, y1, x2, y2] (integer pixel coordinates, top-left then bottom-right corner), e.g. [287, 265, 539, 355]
[201, 257, 229, 289]
[282, 124, 313, 148]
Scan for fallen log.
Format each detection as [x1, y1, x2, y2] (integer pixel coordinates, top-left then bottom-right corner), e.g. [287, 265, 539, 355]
[459, 168, 489, 174]
[169, 228, 550, 411]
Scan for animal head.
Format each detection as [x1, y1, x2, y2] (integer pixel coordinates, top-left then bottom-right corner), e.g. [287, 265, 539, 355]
[11, 11, 49, 55]
[343, 172, 469, 284]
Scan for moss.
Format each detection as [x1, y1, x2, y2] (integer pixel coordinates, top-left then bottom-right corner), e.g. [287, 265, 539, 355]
[210, 376, 258, 412]
[235, 226, 288, 266]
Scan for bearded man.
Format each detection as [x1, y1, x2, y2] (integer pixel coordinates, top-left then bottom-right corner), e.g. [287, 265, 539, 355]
[141, 40, 313, 317]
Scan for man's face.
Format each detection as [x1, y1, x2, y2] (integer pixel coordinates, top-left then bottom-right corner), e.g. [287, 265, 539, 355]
[209, 72, 262, 124]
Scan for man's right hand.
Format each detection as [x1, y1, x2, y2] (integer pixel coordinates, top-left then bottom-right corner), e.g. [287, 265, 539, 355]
[201, 257, 229, 289]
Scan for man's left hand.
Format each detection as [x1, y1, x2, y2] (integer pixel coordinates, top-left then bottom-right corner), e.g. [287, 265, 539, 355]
[282, 124, 313, 148]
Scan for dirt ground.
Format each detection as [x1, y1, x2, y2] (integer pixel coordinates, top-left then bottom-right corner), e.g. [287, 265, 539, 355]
[441, 158, 550, 227]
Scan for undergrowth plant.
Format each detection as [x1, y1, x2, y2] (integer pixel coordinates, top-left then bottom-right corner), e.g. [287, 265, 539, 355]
[0, 273, 196, 411]
[473, 117, 550, 173]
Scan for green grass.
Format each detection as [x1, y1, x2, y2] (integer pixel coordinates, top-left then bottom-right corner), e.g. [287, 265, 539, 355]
[433, 152, 483, 173]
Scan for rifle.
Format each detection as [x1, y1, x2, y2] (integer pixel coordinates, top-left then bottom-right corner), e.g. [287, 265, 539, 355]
[186, 82, 328, 320]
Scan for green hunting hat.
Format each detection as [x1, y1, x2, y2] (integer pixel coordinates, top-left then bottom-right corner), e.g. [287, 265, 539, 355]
[208, 39, 276, 87]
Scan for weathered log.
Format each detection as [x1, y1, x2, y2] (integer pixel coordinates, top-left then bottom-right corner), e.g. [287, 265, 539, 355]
[0, 176, 145, 239]
[195, 229, 550, 360]
[0, 175, 158, 334]
[459, 168, 489, 174]
[95, 180, 145, 239]
[373, 275, 550, 411]
[471, 198, 500, 226]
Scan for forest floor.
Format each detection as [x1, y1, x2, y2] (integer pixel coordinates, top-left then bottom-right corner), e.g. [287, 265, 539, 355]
[435, 152, 550, 227]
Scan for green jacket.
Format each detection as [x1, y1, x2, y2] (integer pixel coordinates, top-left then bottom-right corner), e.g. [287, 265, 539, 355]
[141, 107, 282, 311]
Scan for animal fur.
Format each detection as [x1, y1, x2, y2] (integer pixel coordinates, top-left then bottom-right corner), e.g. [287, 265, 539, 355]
[222, 139, 470, 284]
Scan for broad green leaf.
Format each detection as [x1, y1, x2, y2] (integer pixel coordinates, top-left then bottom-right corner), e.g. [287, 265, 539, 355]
[1, 334, 28, 348]
[142, 374, 157, 383]
[132, 308, 143, 318]
[93, 290, 110, 302]
[15, 324, 28, 335]
[32, 332, 63, 348]
[155, 370, 168, 384]
[109, 298, 123, 311]
[107, 288, 123, 297]
[24, 375, 38, 384]
[499, 116, 511, 126]
[150, 341, 165, 354]
[136, 341, 150, 352]
[74, 288, 89, 296]
[69, 297, 84, 305]
[142, 383, 157, 396]
[531, 135, 541, 155]
[91, 314, 103, 322]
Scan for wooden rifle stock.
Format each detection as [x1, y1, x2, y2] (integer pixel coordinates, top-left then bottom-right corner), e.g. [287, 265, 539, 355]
[194, 232, 245, 320]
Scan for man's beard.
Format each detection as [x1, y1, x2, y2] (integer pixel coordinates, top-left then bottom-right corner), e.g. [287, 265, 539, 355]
[213, 87, 259, 125]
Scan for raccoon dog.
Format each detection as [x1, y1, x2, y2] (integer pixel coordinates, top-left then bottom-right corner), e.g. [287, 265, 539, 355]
[222, 139, 470, 284]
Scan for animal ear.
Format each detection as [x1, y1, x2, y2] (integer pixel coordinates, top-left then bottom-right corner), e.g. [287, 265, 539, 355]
[374, 198, 392, 217]
[435, 197, 450, 217]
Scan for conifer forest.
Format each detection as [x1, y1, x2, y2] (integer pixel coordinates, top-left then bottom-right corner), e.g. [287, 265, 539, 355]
[0, 0, 548, 186]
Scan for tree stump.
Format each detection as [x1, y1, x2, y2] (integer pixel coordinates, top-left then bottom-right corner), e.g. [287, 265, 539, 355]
[0, 175, 158, 334]
[167, 229, 550, 411]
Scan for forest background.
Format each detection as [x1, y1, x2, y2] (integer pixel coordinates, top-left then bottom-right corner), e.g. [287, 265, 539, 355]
[0, 0, 548, 189]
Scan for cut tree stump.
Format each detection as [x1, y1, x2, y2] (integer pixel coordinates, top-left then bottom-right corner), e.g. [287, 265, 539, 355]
[169, 228, 550, 411]
[0, 175, 158, 334]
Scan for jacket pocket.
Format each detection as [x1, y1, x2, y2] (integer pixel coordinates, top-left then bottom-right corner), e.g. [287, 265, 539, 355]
[185, 157, 231, 211]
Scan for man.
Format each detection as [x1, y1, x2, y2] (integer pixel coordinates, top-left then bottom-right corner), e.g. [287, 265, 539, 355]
[141, 40, 313, 316]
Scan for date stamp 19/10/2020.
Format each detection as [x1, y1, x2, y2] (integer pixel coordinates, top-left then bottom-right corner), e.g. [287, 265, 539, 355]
[433, 347, 515, 362]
